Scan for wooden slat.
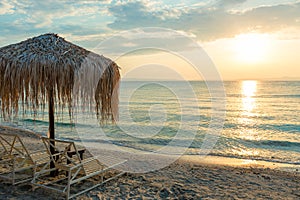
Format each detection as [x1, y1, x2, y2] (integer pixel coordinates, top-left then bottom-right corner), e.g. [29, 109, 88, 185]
[83, 159, 102, 175]
[31, 152, 49, 165]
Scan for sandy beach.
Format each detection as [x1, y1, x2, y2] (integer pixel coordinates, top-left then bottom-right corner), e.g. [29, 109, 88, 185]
[1, 126, 300, 200]
[1, 1, 300, 199]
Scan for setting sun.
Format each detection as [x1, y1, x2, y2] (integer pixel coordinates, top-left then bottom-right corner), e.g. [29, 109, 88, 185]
[233, 34, 271, 63]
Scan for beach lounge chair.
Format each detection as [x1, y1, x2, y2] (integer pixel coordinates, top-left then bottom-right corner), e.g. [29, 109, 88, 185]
[0, 133, 49, 185]
[32, 137, 126, 200]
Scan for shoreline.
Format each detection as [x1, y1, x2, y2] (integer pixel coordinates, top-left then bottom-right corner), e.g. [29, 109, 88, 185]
[1, 125, 299, 173]
[1, 125, 300, 199]
[180, 155, 300, 173]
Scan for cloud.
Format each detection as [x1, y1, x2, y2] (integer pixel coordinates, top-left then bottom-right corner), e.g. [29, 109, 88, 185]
[0, 0, 115, 47]
[216, 0, 247, 8]
[108, 1, 160, 29]
[0, 0, 15, 15]
[1, 0, 300, 48]
[24, 1, 93, 27]
[108, 1, 300, 41]
[89, 28, 199, 58]
[1, 0, 107, 28]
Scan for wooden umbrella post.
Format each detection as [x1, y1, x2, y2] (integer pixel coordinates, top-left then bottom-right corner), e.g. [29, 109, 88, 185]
[48, 89, 56, 177]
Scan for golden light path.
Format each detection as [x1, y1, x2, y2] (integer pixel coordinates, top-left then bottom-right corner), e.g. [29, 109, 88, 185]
[236, 80, 261, 156]
[242, 80, 257, 113]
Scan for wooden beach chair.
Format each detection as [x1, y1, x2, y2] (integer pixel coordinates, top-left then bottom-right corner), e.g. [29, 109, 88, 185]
[0, 133, 49, 185]
[32, 137, 126, 200]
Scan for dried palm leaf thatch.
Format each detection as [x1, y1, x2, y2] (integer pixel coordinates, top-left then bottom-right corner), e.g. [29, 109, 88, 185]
[0, 33, 120, 123]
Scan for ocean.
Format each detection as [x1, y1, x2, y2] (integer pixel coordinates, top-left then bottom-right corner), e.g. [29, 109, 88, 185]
[1, 80, 300, 166]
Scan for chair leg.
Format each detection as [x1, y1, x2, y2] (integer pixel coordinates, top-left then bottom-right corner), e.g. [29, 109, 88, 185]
[31, 165, 38, 191]
[12, 159, 15, 185]
[66, 169, 72, 200]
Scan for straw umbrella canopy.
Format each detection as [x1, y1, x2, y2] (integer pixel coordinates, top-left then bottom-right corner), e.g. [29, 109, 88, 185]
[0, 33, 120, 141]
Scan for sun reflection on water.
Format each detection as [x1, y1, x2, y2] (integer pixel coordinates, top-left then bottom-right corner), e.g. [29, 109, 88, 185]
[242, 80, 257, 112]
[238, 80, 260, 143]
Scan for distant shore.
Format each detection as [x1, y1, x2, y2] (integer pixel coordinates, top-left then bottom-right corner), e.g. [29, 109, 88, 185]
[1, 125, 300, 199]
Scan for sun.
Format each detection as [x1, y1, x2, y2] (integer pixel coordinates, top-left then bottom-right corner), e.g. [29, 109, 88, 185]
[233, 33, 271, 63]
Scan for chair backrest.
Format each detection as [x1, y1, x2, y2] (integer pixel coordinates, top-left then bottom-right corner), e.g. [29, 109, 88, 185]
[0, 133, 30, 159]
[42, 137, 82, 166]
[0, 136, 9, 156]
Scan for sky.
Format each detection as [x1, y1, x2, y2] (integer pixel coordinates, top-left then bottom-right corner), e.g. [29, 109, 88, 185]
[0, 0, 300, 80]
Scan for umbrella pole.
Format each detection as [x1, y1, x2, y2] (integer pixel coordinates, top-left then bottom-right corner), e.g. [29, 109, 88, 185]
[48, 90, 56, 177]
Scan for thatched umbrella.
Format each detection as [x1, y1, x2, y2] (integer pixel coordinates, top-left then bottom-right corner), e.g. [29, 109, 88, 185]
[0, 33, 120, 172]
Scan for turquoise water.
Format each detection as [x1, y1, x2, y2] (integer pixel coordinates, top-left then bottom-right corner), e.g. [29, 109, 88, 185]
[1, 81, 300, 165]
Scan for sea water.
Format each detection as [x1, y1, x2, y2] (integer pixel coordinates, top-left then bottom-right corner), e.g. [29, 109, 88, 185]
[1, 81, 300, 165]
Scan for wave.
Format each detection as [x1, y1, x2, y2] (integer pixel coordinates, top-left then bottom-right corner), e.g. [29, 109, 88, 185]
[226, 93, 300, 98]
[21, 118, 76, 127]
[245, 139, 300, 148]
[74, 137, 300, 166]
[199, 153, 300, 165]
[258, 124, 300, 133]
[231, 138, 300, 154]
[221, 122, 300, 133]
[257, 94, 300, 98]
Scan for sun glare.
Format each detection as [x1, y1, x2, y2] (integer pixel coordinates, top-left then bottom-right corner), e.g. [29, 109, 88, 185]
[233, 34, 270, 63]
[242, 80, 257, 113]
[242, 80, 257, 97]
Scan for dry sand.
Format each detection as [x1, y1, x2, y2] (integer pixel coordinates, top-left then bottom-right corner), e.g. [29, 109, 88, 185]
[0, 126, 300, 200]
